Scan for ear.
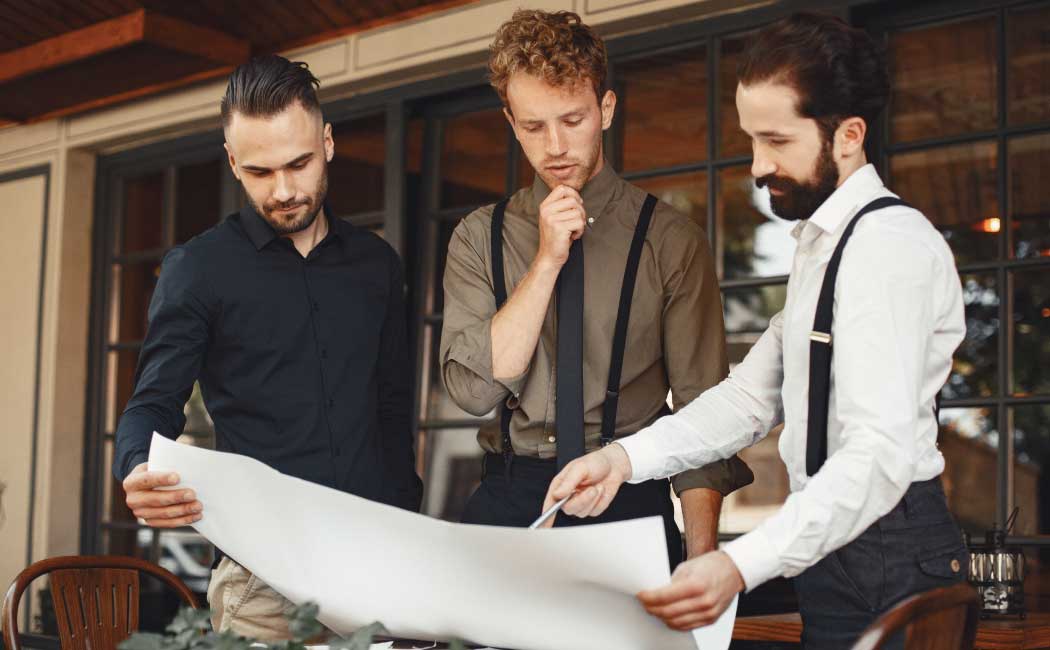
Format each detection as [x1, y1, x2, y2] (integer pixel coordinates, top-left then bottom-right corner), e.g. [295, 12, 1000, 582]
[835, 116, 867, 159]
[323, 123, 335, 162]
[600, 89, 617, 131]
[223, 142, 240, 181]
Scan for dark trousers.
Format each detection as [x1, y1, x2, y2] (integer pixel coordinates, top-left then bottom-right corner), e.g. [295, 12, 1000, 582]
[793, 478, 969, 650]
[462, 453, 684, 570]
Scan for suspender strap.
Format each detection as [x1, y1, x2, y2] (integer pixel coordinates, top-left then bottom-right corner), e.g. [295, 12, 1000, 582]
[601, 194, 658, 447]
[490, 199, 514, 474]
[489, 193, 659, 468]
[806, 196, 908, 476]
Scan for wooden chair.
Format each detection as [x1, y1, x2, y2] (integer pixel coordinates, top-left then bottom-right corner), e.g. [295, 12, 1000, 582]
[851, 583, 980, 650]
[2, 555, 201, 650]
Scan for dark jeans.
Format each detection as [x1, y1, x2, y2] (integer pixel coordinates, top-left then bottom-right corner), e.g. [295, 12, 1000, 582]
[793, 477, 968, 650]
[462, 453, 684, 570]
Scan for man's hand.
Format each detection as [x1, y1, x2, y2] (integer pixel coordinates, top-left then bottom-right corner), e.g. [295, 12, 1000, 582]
[535, 185, 586, 269]
[122, 463, 202, 528]
[539, 443, 632, 527]
[637, 550, 744, 631]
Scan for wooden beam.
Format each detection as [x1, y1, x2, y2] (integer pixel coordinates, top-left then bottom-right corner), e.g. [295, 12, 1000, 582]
[142, 12, 250, 65]
[0, 9, 249, 87]
[0, 9, 148, 85]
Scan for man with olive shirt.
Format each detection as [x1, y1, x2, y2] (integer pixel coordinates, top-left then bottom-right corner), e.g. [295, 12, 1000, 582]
[439, 8, 752, 566]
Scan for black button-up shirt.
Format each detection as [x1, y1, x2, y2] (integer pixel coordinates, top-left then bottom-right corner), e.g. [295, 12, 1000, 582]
[114, 205, 422, 512]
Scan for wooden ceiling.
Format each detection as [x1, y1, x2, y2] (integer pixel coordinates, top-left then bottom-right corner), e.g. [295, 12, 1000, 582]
[0, 0, 476, 124]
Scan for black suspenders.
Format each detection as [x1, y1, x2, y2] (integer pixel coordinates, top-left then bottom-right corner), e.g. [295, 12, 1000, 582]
[490, 194, 659, 471]
[806, 196, 909, 476]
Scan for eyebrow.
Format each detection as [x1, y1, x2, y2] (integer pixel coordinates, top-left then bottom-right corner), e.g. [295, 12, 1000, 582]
[519, 110, 586, 127]
[241, 152, 313, 173]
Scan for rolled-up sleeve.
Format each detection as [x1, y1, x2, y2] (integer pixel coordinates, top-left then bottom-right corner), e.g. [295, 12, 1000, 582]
[659, 216, 753, 496]
[440, 216, 528, 416]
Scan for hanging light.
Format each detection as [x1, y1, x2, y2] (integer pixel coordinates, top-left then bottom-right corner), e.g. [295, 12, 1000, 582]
[976, 217, 1002, 233]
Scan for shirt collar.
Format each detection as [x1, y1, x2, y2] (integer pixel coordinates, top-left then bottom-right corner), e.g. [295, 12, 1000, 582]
[806, 163, 887, 236]
[529, 160, 620, 223]
[238, 202, 339, 252]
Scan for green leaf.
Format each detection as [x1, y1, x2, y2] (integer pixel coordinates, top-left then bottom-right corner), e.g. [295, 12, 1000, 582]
[331, 622, 387, 650]
[449, 640, 468, 650]
[119, 632, 166, 650]
[198, 630, 252, 650]
[286, 602, 323, 642]
[166, 607, 212, 635]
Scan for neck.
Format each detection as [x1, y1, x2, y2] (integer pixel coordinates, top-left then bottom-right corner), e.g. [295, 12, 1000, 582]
[284, 207, 328, 257]
[835, 154, 868, 188]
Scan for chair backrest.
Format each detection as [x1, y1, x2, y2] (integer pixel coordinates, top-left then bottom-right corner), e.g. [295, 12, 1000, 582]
[851, 583, 980, 650]
[2, 555, 201, 650]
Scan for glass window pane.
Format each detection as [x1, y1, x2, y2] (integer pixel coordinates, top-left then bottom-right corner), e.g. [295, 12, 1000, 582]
[1012, 268, 1050, 396]
[1008, 5, 1050, 126]
[421, 428, 484, 521]
[175, 159, 222, 244]
[717, 165, 796, 280]
[888, 15, 998, 143]
[111, 261, 160, 343]
[105, 349, 141, 435]
[719, 34, 753, 159]
[722, 283, 787, 366]
[329, 113, 386, 216]
[441, 109, 508, 209]
[1012, 404, 1050, 535]
[1009, 133, 1050, 260]
[943, 273, 999, 401]
[890, 141, 999, 265]
[619, 46, 708, 171]
[633, 171, 708, 229]
[939, 407, 999, 536]
[120, 172, 164, 254]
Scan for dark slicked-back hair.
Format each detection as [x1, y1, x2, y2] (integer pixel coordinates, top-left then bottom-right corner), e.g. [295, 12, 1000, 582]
[221, 54, 321, 127]
[738, 12, 889, 141]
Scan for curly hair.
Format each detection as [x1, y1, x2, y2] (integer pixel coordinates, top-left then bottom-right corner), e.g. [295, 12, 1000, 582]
[488, 9, 607, 109]
[738, 12, 889, 142]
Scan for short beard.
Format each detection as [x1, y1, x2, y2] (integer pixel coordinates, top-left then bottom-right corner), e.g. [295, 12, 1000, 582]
[756, 138, 839, 222]
[251, 168, 328, 235]
[536, 133, 603, 192]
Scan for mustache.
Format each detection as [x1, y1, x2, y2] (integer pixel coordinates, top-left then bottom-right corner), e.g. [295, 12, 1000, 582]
[267, 198, 310, 211]
[755, 174, 797, 192]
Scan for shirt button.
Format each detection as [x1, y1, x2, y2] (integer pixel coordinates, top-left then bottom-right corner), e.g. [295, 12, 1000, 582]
[587, 217, 594, 224]
[548, 435, 556, 443]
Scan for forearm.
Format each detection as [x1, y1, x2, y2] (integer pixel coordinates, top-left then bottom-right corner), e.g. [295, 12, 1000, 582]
[490, 258, 560, 380]
[680, 488, 723, 558]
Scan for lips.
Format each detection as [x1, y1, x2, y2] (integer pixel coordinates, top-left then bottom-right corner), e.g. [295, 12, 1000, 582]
[547, 164, 577, 178]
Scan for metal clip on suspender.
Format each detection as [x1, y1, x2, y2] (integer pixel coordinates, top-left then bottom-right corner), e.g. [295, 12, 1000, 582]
[805, 196, 908, 476]
[489, 194, 659, 478]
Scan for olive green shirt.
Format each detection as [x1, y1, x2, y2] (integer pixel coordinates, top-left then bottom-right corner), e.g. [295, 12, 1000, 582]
[439, 163, 753, 495]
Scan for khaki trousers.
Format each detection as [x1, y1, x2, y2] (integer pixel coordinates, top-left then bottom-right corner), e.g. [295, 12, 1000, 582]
[207, 557, 297, 640]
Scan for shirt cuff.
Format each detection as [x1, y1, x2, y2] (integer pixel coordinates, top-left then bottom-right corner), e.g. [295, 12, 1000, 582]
[616, 433, 666, 484]
[722, 527, 783, 593]
[670, 456, 755, 496]
[445, 319, 497, 387]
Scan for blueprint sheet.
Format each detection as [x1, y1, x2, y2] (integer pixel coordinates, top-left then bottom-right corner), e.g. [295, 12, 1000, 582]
[149, 434, 736, 650]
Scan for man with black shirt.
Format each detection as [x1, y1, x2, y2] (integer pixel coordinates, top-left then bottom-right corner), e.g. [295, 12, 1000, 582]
[114, 55, 422, 640]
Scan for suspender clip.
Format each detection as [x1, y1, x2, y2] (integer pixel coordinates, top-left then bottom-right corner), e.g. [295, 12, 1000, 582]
[809, 330, 832, 345]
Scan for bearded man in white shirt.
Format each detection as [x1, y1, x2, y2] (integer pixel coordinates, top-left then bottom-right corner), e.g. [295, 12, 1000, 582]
[541, 11, 968, 649]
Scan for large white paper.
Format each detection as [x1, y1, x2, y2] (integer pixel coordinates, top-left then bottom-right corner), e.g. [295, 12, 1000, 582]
[148, 434, 735, 650]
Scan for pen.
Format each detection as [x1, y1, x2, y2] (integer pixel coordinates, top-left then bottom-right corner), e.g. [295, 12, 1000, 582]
[529, 494, 572, 529]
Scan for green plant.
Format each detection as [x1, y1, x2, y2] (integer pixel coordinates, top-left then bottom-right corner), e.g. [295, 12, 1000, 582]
[118, 602, 468, 650]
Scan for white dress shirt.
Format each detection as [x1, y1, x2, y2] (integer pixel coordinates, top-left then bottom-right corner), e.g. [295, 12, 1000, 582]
[618, 164, 965, 591]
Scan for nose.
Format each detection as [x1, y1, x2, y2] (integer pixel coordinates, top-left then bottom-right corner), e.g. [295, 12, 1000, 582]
[273, 171, 295, 203]
[751, 149, 777, 180]
[545, 124, 567, 158]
